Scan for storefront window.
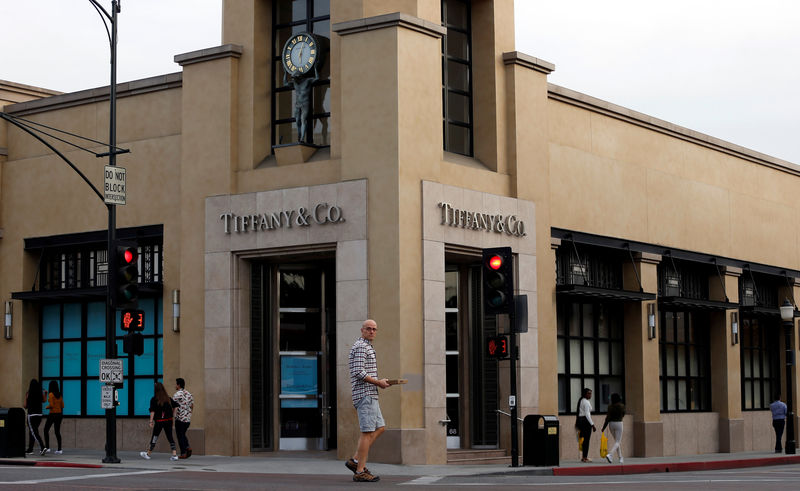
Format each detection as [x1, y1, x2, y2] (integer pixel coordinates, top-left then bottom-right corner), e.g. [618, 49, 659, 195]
[40, 298, 163, 416]
[272, 0, 331, 148]
[557, 301, 625, 414]
[659, 310, 710, 411]
[740, 316, 780, 410]
[442, 0, 472, 156]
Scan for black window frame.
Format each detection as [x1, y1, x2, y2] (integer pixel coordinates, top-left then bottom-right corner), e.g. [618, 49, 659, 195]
[740, 315, 780, 410]
[441, 0, 473, 157]
[557, 300, 625, 415]
[271, 0, 331, 149]
[659, 310, 711, 412]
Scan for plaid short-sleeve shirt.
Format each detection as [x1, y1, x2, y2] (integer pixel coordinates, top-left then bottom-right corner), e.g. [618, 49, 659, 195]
[349, 337, 378, 406]
[173, 388, 194, 423]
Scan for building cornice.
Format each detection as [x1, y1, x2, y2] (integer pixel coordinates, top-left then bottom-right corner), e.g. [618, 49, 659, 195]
[3, 73, 183, 117]
[174, 44, 244, 67]
[333, 12, 447, 38]
[502, 51, 555, 74]
[547, 83, 800, 176]
[0, 80, 62, 98]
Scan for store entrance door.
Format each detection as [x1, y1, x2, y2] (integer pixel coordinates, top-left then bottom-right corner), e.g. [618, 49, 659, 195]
[277, 265, 336, 450]
[445, 260, 499, 450]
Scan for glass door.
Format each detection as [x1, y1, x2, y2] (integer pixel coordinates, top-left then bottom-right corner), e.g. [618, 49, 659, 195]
[277, 265, 335, 450]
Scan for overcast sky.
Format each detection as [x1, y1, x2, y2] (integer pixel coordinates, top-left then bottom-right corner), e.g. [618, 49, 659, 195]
[2, 1, 798, 164]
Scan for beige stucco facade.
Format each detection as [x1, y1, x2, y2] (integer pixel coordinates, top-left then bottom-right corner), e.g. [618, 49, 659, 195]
[2, 0, 798, 464]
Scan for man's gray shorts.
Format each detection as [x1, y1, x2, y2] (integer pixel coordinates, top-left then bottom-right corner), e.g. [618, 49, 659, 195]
[355, 396, 385, 432]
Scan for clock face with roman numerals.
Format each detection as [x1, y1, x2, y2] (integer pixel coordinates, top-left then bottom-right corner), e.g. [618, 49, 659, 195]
[282, 33, 319, 76]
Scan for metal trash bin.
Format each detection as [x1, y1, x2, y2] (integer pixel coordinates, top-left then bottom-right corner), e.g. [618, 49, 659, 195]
[0, 407, 26, 458]
[522, 414, 559, 466]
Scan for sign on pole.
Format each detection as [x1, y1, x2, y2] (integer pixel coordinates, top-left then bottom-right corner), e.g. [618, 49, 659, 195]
[104, 165, 126, 205]
[101, 385, 114, 409]
[99, 358, 124, 384]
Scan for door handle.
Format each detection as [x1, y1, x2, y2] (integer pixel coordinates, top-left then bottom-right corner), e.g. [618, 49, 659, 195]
[438, 418, 451, 426]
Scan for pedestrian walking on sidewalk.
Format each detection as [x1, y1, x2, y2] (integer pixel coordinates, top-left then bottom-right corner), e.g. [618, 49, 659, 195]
[346, 319, 389, 482]
[601, 393, 625, 463]
[575, 387, 596, 462]
[43, 381, 64, 455]
[24, 378, 46, 456]
[770, 392, 788, 453]
[173, 378, 194, 459]
[140, 382, 180, 461]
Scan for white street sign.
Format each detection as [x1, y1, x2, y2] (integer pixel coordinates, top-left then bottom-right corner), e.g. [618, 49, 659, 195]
[104, 165, 126, 205]
[101, 385, 114, 409]
[99, 358, 124, 384]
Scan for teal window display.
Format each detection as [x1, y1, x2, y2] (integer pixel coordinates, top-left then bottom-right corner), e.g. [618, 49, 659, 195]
[280, 355, 319, 408]
[39, 298, 163, 416]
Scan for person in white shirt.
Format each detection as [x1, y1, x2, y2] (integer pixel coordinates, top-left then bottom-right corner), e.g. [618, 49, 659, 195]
[574, 387, 596, 462]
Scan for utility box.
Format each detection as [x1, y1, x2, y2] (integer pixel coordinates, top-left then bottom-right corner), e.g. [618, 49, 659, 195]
[522, 414, 559, 466]
[0, 407, 26, 458]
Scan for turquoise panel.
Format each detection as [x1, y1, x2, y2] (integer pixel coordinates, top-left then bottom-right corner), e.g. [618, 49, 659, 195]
[42, 342, 60, 378]
[86, 379, 103, 415]
[135, 338, 155, 375]
[62, 380, 81, 416]
[63, 303, 81, 338]
[134, 379, 154, 416]
[87, 302, 105, 338]
[42, 305, 60, 340]
[86, 341, 105, 377]
[62, 341, 82, 377]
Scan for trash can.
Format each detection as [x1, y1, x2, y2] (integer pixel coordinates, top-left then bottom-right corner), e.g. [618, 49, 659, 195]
[0, 407, 26, 458]
[522, 414, 559, 466]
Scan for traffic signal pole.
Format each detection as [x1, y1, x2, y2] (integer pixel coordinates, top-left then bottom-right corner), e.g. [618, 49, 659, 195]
[100, 0, 121, 464]
[508, 312, 519, 467]
[481, 248, 519, 467]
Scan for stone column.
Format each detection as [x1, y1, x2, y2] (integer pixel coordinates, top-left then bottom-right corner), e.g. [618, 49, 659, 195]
[709, 266, 743, 452]
[623, 252, 663, 457]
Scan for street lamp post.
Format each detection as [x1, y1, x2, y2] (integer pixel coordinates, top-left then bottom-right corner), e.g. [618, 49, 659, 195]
[90, 0, 122, 464]
[780, 299, 796, 454]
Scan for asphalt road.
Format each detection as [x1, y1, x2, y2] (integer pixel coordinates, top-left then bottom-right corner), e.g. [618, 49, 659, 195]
[2, 464, 800, 490]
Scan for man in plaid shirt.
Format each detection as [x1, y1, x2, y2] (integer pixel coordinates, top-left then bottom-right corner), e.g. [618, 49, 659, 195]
[346, 319, 389, 482]
[173, 378, 194, 459]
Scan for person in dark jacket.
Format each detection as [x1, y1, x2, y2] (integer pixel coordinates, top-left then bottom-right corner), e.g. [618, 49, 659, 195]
[24, 378, 46, 455]
[602, 393, 625, 463]
[139, 382, 179, 461]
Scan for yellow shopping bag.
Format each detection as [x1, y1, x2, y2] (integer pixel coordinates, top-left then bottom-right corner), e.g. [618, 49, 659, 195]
[599, 432, 608, 458]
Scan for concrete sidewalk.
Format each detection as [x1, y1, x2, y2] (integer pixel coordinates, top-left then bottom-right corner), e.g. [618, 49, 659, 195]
[2, 449, 800, 477]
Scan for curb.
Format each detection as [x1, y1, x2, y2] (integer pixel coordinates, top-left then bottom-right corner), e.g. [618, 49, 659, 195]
[552, 455, 800, 476]
[0, 459, 102, 469]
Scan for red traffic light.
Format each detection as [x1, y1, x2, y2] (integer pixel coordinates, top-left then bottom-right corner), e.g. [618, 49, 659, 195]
[488, 255, 503, 270]
[123, 248, 135, 264]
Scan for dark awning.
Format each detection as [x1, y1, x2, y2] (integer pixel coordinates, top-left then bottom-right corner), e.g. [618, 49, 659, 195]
[557, 284, 656, 302]
[658, 296, 737, 311]
[739, 305, 780, 317]
[12, 284, 162, 303]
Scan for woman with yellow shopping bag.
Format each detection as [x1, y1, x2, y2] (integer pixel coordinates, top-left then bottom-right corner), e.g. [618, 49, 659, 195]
[574, 387, 596, 462]
[599, 431, 608, 460]
[601, 393, 625, 463]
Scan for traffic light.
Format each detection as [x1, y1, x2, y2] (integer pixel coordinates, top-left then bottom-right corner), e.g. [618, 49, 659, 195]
[122, 332, 144, 356]
[482, 247, 514, 315]
[116, 242, 139, 309]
